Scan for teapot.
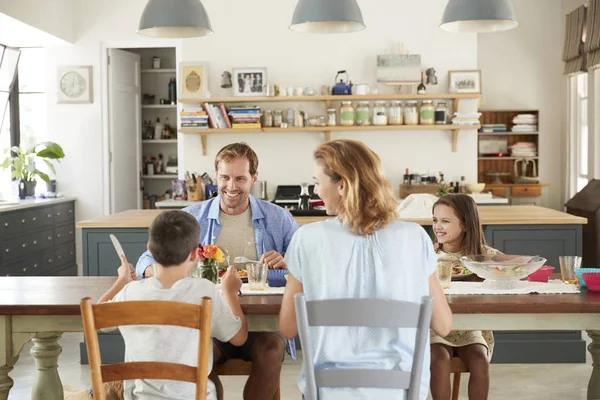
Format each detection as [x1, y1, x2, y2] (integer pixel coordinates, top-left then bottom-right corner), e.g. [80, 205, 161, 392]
[332, 70, 353, 95]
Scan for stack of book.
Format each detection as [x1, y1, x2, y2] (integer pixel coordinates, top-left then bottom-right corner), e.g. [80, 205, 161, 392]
[202, 103, 231, 129]
[180, 110, 209, 129]
[480, 124, 507, 133]
[228, 106, 261, 129]
[452, 112, 481, 126]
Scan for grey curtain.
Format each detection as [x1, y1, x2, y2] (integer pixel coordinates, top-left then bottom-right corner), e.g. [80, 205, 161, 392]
[587, 0, 600, 69]
[563, 5, 587, 75]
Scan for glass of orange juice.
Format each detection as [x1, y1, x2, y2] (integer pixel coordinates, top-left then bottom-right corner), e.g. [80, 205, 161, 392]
[559, 256, 581, 284]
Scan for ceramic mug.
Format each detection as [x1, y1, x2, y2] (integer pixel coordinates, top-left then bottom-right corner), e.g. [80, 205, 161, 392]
[286, 86, 294, 97]
[354, 84, 370, 95]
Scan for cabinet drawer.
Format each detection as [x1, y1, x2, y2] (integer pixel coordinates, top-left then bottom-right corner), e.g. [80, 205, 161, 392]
[488, 187, 508, 198]
[54, 203, 74, 224]
[54, 242, 75, 268]
[1, 228, 54, 263]
[512, 186, 541, 197]
[55, 224, 75, 245]
[1, 212, 29, 237]
[34, 206, 55, 228]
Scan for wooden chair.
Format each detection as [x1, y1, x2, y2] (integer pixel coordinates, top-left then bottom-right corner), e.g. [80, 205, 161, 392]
[295, 294, 433, 400]
[80, 297, 212, 400]
[214, 358, 281, 399]
[451, 356, 469, 400]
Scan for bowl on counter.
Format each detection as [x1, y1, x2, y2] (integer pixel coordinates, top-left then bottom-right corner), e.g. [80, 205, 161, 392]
[527, 265, 555, 282]
[465, 183, 486, 194]
[460, 254, 546, 289]
[576, 268, 600, 288]
[582, 272, 600, 292]
[267, 269, 287, 287]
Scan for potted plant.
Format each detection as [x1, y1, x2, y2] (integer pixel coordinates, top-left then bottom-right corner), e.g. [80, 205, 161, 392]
[0, 141, 65, 199]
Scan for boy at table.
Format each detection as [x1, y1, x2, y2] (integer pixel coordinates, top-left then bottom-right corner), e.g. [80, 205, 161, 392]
[98, 210, 248, 400]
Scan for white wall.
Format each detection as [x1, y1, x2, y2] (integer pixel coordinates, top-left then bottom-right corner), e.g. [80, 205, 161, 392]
[478, 0, 564, 209]
[0, 0, 75, 44]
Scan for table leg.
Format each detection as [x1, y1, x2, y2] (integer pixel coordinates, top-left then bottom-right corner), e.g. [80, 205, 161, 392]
[587, 330, 600, 400]
[30, 332, 63, 400]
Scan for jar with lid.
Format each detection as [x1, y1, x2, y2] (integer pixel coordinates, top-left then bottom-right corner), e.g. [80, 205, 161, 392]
[404, 101, 419, 125]
[419, 100, 435, 125]
[435, 102, 448, 125]
[262, 110, 273, 127]
[316, 115, 327, 127]
[326, 108, 337, 126]
[339, 101, 355, 126]
[372, 101, 388, 126]
[273, 110, 283, 127]
[356, 101, 371, 125]
[388, 101, 403, 125]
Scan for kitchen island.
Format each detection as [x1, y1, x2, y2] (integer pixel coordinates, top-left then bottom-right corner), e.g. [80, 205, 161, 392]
[77, 205, 587, 364]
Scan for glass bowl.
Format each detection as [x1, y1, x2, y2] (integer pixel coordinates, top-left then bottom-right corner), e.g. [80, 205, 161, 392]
[460, 254, 547, 289]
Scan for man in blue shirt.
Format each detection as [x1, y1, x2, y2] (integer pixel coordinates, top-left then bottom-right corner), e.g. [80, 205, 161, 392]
[135, 142, 298, 400]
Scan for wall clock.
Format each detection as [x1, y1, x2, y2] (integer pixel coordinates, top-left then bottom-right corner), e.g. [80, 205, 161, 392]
[57, 66, 93, 103]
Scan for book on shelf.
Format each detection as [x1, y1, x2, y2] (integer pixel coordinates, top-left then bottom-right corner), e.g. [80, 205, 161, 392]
[232, 123, 261, 129]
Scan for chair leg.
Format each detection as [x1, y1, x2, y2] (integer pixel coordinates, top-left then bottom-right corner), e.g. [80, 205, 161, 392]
[451, 372, 461, 400]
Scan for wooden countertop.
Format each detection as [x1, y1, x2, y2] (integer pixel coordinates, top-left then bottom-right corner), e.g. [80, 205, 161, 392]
[0, 277, 598, 316]
[77, 206, 586, 228]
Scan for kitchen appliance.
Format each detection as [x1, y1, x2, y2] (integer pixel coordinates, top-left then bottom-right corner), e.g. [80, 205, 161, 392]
[250, 180, 268, 200]
[272, 185, 326, 215]
[331, 70, 353, 95]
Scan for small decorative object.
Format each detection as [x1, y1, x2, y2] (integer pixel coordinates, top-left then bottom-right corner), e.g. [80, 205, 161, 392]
[190, 244, 225, 283]
[436, 183, 451, 197]
[232, 67, 267, 97]
[448, 70, 482, 94]
[426, 68, 438, 85]
[152, 56, 161, 69]
[57, 66, 93, 103]
[417, 71, 426, 94]
[178, 62, 209, 99]
[221, 71, 232, 88]
[0, 142, 65, 199]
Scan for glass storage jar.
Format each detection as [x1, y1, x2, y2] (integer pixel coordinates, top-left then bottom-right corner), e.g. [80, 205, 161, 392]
[273, 110, 283, 127]
[435, 102, 448, 124]
[316, 115, 327, 127]
[356, 101, 371, 125]
[419, 100, 435, 125]
[326, 108, 337, 126]
[387, 101, 403, 125]
[339, 101, 355, 126]
[404, 101, 419, 125]
[262, 109, 273, 127]
[372, 101, 388, 125]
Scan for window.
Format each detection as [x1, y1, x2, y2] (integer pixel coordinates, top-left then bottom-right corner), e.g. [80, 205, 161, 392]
[0, 47, 46, 198]
[576, 73, 588, 192]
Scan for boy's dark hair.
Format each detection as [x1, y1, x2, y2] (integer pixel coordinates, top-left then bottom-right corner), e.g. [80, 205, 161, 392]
[148, 211, 200, 267]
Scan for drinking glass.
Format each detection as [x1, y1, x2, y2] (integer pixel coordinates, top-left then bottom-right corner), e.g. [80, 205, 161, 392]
[437, 259, 453, 290]
[246, 262, 268, 291]
[559, 256, 582, 284]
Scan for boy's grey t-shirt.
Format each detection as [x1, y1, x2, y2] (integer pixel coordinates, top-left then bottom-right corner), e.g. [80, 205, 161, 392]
[113, 276, 242, 400]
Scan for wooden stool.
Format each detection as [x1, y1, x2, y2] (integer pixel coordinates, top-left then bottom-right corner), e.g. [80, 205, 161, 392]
[451, 357, 469, 400]
[215, 359, 281, 400]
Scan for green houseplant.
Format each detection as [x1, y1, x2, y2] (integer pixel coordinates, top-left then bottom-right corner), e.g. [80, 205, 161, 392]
[0, 141, 65, 198]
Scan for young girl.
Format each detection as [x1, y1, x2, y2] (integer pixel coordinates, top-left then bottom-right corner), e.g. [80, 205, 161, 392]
[430, 194, 498, 400]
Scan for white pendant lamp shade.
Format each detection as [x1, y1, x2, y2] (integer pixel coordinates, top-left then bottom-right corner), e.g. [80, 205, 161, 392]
[290, 0, 365, 34]
[138, 0, 213, 38]
[440, 0, 518, 33]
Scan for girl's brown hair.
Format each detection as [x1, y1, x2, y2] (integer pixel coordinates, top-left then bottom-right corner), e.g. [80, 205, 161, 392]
[432, 194, 487, 255]
[313, 140, 397, 235]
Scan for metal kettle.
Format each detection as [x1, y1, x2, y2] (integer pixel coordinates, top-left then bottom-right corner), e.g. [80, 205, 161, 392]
[332, 70, 353, 95]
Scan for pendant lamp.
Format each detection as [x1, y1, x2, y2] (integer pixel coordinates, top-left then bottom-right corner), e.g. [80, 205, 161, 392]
[290, 0, 365, 34]
[138, 0, 213, 38]
[440, 0, 518, 33]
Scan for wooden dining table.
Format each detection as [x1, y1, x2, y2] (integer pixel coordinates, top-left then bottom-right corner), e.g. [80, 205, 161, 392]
[1, 276, 600, 400]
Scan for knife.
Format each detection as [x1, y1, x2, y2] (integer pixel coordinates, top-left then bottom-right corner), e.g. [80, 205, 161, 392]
[109, 234, 126, 261]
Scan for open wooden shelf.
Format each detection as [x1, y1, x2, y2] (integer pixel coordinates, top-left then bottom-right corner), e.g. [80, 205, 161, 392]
[178, 93, 481, 104]
[179, 124, 479, 155]
[142, 139, 177, 144]
[478, 156, 538, 160]
[141, 68, 176, 74]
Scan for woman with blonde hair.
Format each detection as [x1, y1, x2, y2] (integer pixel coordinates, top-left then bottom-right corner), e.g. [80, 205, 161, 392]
[279, 139, 452, 399]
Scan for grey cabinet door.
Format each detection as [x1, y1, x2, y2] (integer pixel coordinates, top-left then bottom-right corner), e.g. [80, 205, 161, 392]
[83, 229, 150, 276]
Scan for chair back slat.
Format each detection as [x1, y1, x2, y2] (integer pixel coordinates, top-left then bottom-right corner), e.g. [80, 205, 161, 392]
[101, 362, 197, 383]
[314, 369, 410, 389]
[80, 296, 212, 400]
[305, 298, 422, 328]
[294, 294, 433, 400]
[92, 300, 201, 329]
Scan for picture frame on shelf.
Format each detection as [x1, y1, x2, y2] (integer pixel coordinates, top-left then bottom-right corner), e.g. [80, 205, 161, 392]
[232, 67, 267, 97]
[448, 70, 482, 94]
[179, 62, 209, 99]
[57, 66, 93, 104]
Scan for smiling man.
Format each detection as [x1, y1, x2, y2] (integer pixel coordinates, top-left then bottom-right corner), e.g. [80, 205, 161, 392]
[135, 142, 298, 400]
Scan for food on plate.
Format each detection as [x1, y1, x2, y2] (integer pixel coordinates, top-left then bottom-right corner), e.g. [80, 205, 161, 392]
[491, 265, 525, 277]
[452, 264, 471, 275]
[218, 269, 248, 278]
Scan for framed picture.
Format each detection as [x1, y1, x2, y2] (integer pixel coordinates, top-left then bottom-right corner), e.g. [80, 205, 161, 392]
[179, 62, 209, 99]
[448, 70, 482, 94]
[57, 66, 93, 104]
[232, 67, 267, 97]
